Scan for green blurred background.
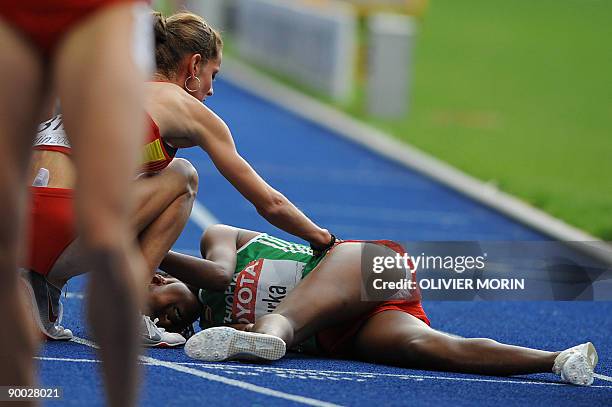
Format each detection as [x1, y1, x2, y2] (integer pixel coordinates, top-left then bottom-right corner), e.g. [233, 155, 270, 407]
[157, 0, 612, 239]
[365, 0, 612, 239]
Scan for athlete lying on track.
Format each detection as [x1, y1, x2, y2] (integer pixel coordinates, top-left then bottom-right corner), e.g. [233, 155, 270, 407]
[149, 224, 599, 387]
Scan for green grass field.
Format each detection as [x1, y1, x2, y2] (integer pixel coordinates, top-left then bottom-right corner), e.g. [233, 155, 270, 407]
[176, 0, 611, 239]
[349, 0, 612, 239]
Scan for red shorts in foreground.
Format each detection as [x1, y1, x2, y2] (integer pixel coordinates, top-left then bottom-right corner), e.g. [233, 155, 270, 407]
[0, 0, 138, 55]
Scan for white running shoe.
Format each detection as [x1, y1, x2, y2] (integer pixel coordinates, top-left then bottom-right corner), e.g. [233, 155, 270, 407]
[141, 315, 186, 348]
[553, 342, 598, 386]
[19, 269, 73, 341]
[185, 326, 286, 362]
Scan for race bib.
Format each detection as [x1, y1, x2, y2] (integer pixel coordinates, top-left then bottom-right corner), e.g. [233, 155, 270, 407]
[34, 115, 71, 149]
[229, 258, 305, 324]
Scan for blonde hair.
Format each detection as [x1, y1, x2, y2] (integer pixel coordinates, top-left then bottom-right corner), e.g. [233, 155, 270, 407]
[153, 12, 223, 77]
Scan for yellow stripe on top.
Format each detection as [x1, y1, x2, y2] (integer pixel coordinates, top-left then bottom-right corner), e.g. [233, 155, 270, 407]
[142, 138, 166, 165]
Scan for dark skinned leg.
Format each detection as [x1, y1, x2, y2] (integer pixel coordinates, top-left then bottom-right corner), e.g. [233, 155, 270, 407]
[251, 242, 382, 347]
[353, 310, 558, 376]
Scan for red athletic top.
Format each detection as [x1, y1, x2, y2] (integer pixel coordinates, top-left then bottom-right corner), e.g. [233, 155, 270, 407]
[0, 0, 141, 55]
[33, 114, 177, 175]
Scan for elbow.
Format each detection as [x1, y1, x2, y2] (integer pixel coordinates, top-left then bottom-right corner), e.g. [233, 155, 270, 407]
[218, 267, 233, 287]
[212, 265, 233, 290]
[256, 194, 287, 220]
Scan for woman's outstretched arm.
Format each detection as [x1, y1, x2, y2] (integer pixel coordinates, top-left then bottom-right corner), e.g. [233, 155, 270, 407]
[186, 100, 332, 249]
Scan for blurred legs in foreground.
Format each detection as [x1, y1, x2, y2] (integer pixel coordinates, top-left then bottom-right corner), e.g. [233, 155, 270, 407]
[55, 4, 151, 407]
[0, 19, 45, 398]
[0, 2, 152, 406]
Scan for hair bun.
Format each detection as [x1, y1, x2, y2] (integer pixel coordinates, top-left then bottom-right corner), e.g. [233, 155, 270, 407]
[152, 11, 168, 44]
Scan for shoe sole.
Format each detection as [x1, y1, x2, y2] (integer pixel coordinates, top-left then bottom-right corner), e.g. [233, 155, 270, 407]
[19, 275, 72, 341]
[561, 343, 599, 386]
[185, 327, 286, 362]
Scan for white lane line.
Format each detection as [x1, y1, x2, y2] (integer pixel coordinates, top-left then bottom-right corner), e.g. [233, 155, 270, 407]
[71, 336, 99, 348]
[175, 361, 612, 389]
[140, 356, 341, 407]
[36, 356, 158, 366]
[41, 351, 612, 390]
[190, 200, 219, 230]
[594, 373, 612, 383]
[69, 337, 340, 407]
[36, 356, 100, 364]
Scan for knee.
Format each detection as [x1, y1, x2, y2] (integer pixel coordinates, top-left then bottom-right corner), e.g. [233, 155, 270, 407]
[169, 158, 199, 198]
[401, 335, 499, 367]
[401, 335, 436, 357]
[400, 334, 461, 365]
[463, 337, 500, 350]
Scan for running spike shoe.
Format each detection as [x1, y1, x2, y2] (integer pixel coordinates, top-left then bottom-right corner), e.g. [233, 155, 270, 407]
[141, 315, 186, 348]
[19, 269, 73, 341]
[553, 342, 598, 386]
[185, 326, 286, 362]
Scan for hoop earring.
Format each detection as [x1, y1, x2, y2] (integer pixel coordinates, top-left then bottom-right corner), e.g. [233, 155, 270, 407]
[185, 75, 201, 93]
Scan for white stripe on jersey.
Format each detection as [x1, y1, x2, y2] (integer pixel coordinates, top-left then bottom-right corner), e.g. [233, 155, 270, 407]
[257, 237, 313, 255]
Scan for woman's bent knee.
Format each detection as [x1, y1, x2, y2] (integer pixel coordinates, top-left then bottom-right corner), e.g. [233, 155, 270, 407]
[169, 158, 199, 196]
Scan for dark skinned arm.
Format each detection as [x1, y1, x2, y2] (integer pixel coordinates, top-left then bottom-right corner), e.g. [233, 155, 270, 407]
[159, 224, 240, 291]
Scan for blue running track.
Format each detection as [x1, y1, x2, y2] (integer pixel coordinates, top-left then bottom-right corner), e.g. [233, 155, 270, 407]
[38, 79, 611, 406]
